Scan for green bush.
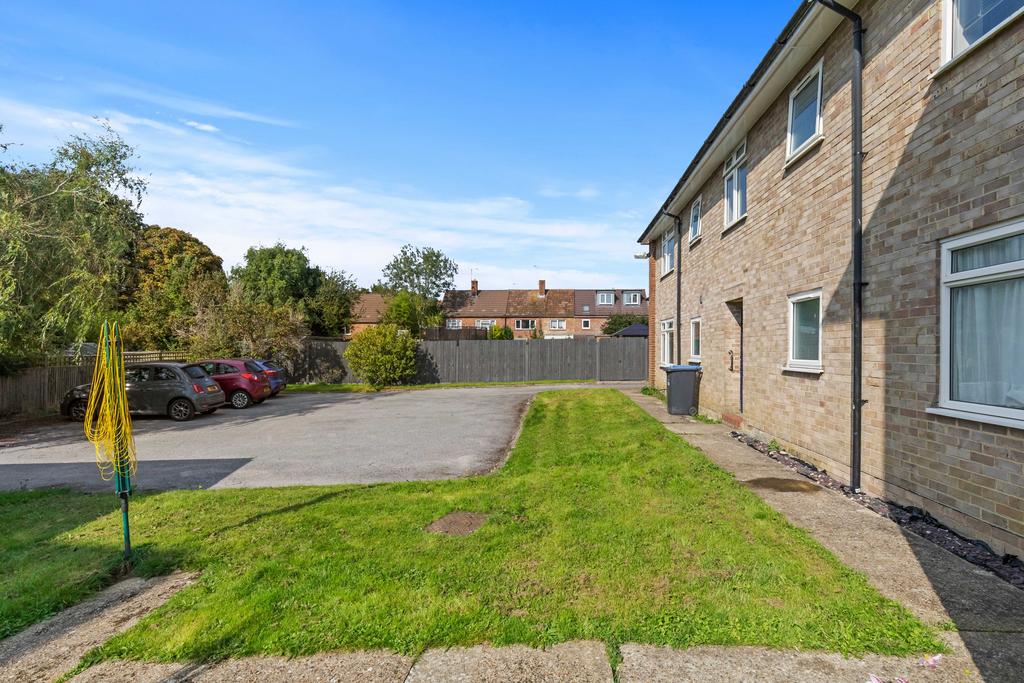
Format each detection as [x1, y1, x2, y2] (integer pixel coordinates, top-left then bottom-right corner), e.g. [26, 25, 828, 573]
[488, 324, 513, 340]
[343, 323, 418, 389]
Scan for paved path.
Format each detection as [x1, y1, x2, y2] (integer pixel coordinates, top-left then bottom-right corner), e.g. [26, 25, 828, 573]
[0, 384, 634, 491]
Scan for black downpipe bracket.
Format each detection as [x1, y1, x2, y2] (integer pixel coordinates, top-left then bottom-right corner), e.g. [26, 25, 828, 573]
[815, 0, 864, 492]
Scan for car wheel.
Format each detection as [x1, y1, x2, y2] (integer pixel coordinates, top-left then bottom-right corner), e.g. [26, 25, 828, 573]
[69, 399, 88, 421]
[168, 398, 196, 422]
[230, 390, 253, 409]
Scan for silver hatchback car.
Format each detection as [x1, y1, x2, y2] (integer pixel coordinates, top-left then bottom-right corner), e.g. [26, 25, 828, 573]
[61, 362, 226, 422]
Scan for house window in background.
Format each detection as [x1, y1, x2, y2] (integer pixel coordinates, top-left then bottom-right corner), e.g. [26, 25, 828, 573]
[598, 291, 614, 305]
[475, 319, 496, 329]
[625, 291, 641, 305]
[724, 140, 748, 227]
[937, 220, 1024, 425]
[550, 319, 566, 330]
[787, 290, 822, 370]
[446, 319, 462, 330]
[582, 319, 591, 329]
[514, 319, 536, 330]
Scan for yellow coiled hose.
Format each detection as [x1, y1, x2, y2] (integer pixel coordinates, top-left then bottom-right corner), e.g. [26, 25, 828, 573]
[84, 321, 137, 482]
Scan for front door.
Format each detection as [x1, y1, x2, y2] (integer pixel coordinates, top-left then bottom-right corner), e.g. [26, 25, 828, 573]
[724, 299, 744, 425]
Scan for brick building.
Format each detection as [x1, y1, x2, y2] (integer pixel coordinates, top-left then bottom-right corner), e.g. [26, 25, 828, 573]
[442, 280, 648, 339]
[640, 0, 1024, 555]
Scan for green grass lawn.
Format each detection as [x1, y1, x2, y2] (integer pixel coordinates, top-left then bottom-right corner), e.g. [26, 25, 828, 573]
[0, 389, 942, 665]
[287, 379, 595, 393]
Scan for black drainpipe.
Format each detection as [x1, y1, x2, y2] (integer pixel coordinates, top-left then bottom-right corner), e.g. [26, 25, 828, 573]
[814, 0, 864, 492]
[662, 211, 684, 364]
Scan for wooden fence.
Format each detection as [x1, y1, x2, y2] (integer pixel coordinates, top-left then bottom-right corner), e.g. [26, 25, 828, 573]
[289, 337, 647, 384]
[0, 338, 646, 416]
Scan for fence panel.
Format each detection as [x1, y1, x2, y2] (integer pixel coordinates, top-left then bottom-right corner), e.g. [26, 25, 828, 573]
[0, 365, 92, 416]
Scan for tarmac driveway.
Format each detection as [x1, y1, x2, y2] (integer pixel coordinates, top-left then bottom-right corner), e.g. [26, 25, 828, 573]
[0, 384, 629, 491]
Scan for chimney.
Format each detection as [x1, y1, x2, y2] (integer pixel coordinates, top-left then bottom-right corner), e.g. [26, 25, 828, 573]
[538, 279, 546, 295]
[471, 279, 479, 295]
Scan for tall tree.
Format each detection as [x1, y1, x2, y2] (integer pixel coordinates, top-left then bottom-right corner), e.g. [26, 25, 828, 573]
[230, 243, 358, 337]
[0, 126, 145, 372]
[123, 225, 227, 349]
[377, 244, 458, 301]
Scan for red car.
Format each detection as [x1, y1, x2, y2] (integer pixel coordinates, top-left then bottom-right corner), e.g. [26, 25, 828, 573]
[196, 359, 272, 408]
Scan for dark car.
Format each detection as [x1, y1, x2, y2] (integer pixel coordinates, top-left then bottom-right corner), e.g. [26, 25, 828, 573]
[61, 362, 225, 422]
[196, 359, 272, 408]
[254, 360, 287, 396]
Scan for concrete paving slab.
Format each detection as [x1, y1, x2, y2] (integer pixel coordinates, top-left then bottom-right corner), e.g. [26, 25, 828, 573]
[0, 572, 196, 683]
[405, 641, 612, 683]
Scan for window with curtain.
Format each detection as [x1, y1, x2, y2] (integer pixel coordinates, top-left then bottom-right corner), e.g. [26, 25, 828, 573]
[942, 223, 1024, 420]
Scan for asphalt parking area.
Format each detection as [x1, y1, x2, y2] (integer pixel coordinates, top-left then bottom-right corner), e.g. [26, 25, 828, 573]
[0, 384, 633, 491]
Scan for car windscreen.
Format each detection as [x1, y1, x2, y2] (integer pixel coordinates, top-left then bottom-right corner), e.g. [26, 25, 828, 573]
[183, 365, 208, 379]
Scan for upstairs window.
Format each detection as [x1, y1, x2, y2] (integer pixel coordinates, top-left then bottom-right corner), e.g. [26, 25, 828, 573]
[937, 220, 1024, 425]
[624, 291, 641, 305]
[661, 230, 676, 275]
[597, 291, 615, 305]
[788, 60, 824, 158]
[723, 141, 748, 228]
[689, 197, 702, 242]
[949, 0, 1024, 58]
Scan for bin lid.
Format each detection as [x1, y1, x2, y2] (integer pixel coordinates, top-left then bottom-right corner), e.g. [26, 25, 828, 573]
[662, 364, 702, 372]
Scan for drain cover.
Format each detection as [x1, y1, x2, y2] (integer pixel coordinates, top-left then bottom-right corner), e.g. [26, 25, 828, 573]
[426, 511, 488, 536]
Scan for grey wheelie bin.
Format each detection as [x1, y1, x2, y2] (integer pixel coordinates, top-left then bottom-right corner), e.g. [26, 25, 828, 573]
[663, 364, 702, 416]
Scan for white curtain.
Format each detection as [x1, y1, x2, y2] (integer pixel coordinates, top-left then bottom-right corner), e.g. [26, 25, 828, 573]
[952, 276, 1024, 408]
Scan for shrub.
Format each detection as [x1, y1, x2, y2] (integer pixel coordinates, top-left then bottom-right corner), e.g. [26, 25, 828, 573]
[344, 323, 418, 389]
[488, 325, 513, 340]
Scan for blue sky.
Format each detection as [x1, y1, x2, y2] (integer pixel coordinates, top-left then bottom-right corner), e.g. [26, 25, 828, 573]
[0, 1, 795, 289]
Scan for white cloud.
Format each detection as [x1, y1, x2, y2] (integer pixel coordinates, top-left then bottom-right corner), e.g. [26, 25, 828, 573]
[95, 82, 294, 127]
[182, 119, 219, 133]
[0, 96, 647, 290]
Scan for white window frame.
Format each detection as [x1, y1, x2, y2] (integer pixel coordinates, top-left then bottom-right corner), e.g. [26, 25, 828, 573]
[549, 319, 566, 330]
[930, 219, 1024, 427]
[786, 59, 824, 161]
[660, 319, 675, 366]
[597, 291, 614, 306]
[689, 317, 702, 362]
[624, 291, 641, 306]
[581, 319, 591, 330]
[786, 289, 823, 372]
[514, 319, 536, 330]
[446, 319, 462, 330]
[660, 230, 676, 276]
[723, 140, 748, 229]
[475, 319, 496, 329]
[689, 196, 702, 243]
[942, 0, 1024, 64]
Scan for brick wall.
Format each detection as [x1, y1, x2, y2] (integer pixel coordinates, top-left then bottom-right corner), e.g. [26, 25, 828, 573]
[651, 0, 1024, 555]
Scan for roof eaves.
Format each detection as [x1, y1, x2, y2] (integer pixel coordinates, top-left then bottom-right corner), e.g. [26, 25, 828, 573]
[637, 0, 818, 245]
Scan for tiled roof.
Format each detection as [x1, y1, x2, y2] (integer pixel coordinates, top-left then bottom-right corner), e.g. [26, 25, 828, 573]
[442, 290, 510, 317]
[351, 293, 388, 323]
[506, 289, 574, 317]
[574, 289, 648, 317]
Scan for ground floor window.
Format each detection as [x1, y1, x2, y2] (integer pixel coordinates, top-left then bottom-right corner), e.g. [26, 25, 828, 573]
[515, 319, 536, 330]
[660, 319, 675, 366]
[446, 319, 462, 330]
[581, 319, 591, 329]
[690, 317, 702, 361]
[939, 220, 1024, 423]
[475, 319, 496, 329]
[549, 319, 566, 330]
[787, 290, 822, 370]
